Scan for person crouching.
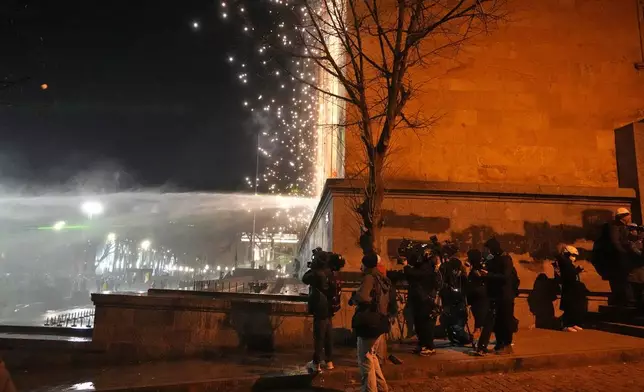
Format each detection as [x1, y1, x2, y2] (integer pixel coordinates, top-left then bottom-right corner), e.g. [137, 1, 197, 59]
[555, 245, 588, 332]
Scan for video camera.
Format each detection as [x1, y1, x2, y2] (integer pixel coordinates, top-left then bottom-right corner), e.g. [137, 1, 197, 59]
[308, 247, 346, 271]
[396, 236, 459, 266]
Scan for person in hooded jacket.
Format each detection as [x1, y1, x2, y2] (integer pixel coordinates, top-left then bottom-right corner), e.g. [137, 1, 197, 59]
[474, 238, 518, 356]
[402, 248, 442, 356]
[554, 245, 588, 332]
[351, 253, 396, 392]
[302, 251, 336, 373]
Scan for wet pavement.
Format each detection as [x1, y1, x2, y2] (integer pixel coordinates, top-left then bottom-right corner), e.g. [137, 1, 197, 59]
[11, 328, 644, 391]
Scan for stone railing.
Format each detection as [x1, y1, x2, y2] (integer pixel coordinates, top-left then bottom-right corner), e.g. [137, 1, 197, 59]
[91, 291, 311, 361]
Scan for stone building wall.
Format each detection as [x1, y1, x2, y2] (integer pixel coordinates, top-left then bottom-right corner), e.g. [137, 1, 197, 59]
[344, 0, 644, 187]
[303, 180, 636, 293]
[296, 197, 334, 277]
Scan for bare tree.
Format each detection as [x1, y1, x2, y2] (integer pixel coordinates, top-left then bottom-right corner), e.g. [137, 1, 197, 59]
[241, 0, 504, 255]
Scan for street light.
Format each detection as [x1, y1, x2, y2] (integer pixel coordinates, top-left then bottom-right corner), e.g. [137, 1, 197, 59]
[140, 239, 151, 250]
[107, 233, 116, 242]
[53, 221, 66, 231]
[216, 265, 221, 271]
[81, 201, 104, 219]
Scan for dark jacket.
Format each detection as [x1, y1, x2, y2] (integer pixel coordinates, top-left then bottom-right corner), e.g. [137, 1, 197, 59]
[608, 220, 634, 276]
[351, 268, 395, 337]
[467, 265, 487, 303]
[484, 253, 517, 301]
[554, 254, 588, 312]
[404, 260, 441, 314]
[302, 267, 333, 319]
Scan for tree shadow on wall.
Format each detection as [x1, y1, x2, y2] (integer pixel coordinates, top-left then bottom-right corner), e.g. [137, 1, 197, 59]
[385, 209, 613, 263]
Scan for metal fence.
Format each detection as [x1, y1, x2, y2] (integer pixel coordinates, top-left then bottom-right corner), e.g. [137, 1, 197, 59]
[193, 280, 268, 294]
[44, 309, 95, 328]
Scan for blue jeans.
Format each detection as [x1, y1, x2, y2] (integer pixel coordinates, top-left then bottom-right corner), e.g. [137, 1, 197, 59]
[357, 335, 388, 392]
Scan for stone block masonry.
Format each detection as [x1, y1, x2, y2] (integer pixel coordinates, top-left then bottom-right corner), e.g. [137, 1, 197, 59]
[91, 293, 312, 361]
[300, 179, 636, 294]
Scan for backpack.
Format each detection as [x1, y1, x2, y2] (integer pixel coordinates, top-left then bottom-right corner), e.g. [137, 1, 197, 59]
[352, 274, 392, 338]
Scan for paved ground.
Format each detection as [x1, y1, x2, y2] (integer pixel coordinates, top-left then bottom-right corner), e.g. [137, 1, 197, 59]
[374, 361, 642, 392]
[11, 329, 644, 391]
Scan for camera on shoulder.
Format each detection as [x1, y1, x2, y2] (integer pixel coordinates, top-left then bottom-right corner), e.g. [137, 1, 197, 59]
[307, 247, 345, 271]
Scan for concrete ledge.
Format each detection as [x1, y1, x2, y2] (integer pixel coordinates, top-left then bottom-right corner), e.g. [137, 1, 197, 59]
[91, 293, 313, 361]
[92, 293, 307, 314]
[147, 289, 307, 303]
[323, 178, 636, 201]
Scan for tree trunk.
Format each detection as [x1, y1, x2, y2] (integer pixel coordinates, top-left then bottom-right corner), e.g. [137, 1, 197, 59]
[358, 151, 386, 256]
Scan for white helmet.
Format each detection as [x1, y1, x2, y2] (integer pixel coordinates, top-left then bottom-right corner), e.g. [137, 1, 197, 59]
[616, 207, 631, 217]
[563, 245, 579, 257]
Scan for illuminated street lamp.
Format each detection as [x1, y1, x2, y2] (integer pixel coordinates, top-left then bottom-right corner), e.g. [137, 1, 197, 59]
[107, 233, 116, 242]
[140, 239, 151, 250]
[81, 201, 104, 219]
[53, 221, 66, 231]
[216, 265, 221, 271]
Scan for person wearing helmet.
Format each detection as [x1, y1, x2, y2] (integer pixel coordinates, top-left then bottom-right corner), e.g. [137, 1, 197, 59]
[554, 245, 588, 332]
[592, 208, 635, 306]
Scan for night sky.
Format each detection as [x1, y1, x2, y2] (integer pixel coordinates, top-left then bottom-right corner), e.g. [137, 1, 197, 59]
[0, 0, 257, 191]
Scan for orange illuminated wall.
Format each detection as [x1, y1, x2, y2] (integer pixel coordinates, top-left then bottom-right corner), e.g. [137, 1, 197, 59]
[342, 0, 644, 187]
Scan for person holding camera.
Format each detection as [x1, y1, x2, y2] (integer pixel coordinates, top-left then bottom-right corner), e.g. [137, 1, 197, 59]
[474, 238, 519, 356]
[466, 249, 488, 340]
[302, 249, 339, 373]
[402, 248, 442, 356]
[554, 245, 588, 332]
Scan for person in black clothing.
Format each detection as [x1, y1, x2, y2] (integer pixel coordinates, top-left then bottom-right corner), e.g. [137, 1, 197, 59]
[402, 248, 442, 356]
[466, 249, 488, 339]
[626, 223, 644, 312]
[594, 208, 635, 306]
[474, 238, 518, 356]
[302, 250, 336, 373]
[554, 245, 588, 332]
[439, 244, 471, 346]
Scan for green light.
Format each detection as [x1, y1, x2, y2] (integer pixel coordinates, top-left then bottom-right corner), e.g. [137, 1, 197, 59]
[37, 225, 90, 231]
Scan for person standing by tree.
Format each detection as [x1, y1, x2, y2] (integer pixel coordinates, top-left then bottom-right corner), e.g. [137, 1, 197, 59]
[350, 253, 396, 392]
